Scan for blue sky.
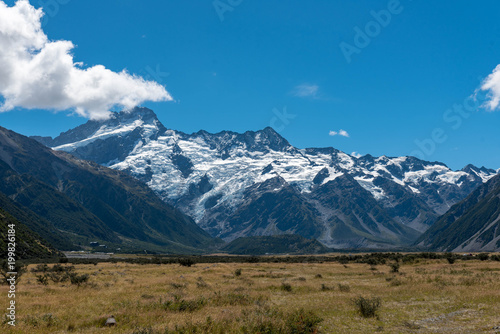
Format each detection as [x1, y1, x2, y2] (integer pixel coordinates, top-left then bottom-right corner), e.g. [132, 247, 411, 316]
[1, 0, 500, 170]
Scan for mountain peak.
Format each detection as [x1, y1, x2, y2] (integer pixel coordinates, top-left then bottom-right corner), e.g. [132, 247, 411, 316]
[188, 126, 292, 154]
[245, 127, 292, 152]
[31, 107, 167, 165]
[113, 107, 160, 124]
[461, 163, 496, 174]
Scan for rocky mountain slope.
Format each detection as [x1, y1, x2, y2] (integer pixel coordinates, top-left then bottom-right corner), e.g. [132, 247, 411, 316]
[1, 126, 217, 253]
[34, 108, 498, 249]
[416, 174, 500, 252]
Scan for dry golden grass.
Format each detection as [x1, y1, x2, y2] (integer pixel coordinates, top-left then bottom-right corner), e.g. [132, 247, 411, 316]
[1, 258, 500, 333]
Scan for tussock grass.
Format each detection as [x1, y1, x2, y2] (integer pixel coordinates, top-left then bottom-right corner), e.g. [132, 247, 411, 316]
[1, 257, 500, 333]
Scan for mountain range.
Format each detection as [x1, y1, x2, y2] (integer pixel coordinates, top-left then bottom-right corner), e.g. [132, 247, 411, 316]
[0, 125, 217, 254]
[31, 107, 499, 249]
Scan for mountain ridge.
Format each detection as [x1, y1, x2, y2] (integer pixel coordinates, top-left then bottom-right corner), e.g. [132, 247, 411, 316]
[31, 107, 498, 249]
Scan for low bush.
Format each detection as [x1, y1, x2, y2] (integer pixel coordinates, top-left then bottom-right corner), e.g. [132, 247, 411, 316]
[36, 274, 49, 285]
[69, 273, 89, 286]
[478, 253, 489, 261]
[285, 308, 323, 333]
[178, 258, 195, 267]
[389, 262, 400, 273]
[353, 296, 381, 318]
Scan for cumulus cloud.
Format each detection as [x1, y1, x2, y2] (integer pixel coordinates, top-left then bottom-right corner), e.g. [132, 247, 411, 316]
[0, 0, 172, 120]
[290, 83, 319, 98]
[329, 129, 349, 137]
[479, 64, 500, 111]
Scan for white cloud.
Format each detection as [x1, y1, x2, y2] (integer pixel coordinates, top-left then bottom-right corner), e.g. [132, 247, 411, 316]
[329, 129, 349, 137]
[480, 64, 500, 111]
[339, 129, 349, 137]
[291, 83, 319, 98]
[0, 0, 172, 120]
[351, 152, 362, 158]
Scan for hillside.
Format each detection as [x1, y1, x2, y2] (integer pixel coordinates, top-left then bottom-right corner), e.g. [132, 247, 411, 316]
[0, 191, 74, 251]
[0, 208, 61, 259]
[416, 174, 500, 251]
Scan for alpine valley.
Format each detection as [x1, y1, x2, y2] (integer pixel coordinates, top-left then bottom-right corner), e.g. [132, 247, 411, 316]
[31, 108, 499, 250]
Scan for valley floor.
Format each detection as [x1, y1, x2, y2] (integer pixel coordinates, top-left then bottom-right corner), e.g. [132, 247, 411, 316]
[2, 257, 500, 333]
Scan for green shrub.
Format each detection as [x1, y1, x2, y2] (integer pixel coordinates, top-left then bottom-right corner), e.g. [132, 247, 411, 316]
[32, 264, 49, 273]
[69, 273, 89, 286]
[36, 274, 49, 285]
[178, 258, 195, 267]
[478, 253, 489, 261]
[389, 262, 400, 273]
[354, 296, 381, 318]
[280, 282, 292, 292]
[285, 308, 323, 333]
[0, 261, 26, 284]
[48, 271, 69, 283]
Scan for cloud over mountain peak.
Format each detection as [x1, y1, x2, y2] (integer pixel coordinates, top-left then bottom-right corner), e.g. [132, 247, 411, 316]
[0, 0, 171, 120]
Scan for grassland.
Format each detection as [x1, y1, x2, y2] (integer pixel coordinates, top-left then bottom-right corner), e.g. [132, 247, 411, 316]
[1, 255, 500, 333]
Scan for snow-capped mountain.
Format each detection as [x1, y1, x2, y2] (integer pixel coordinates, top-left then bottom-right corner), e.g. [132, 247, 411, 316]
[33, 108, 498, 248]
